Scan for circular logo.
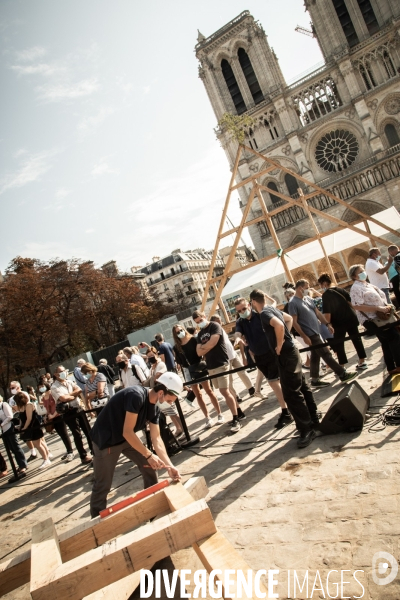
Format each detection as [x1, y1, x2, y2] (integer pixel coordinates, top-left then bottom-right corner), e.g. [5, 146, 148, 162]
[372, 551, 398, 586]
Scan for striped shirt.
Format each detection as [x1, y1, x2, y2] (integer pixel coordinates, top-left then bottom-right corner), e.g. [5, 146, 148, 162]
[86, 373, 107, 397]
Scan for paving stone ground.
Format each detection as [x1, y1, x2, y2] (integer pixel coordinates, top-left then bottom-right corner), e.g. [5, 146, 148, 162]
[1, 335, 400, 599]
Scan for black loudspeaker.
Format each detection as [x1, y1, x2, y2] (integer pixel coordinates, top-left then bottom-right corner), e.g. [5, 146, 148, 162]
[319, 380, 370, 434]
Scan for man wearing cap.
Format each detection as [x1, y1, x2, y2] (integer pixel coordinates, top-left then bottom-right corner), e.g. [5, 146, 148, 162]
[90, 372, 183, 518]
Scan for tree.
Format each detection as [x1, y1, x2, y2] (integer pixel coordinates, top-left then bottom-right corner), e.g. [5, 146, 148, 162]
[0, 256, 172, 396]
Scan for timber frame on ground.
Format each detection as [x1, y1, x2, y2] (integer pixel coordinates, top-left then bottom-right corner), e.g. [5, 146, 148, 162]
[0, 476, 268, 600]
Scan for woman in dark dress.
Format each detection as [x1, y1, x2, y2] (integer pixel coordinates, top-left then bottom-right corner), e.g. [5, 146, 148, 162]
[14, 392, 51, 469]
[172, 325, 223, 427]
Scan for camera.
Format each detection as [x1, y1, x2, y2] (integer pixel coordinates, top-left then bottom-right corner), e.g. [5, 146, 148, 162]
[56, 401, 72, 414]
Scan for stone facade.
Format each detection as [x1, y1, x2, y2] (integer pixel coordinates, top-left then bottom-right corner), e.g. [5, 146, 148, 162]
[195, 3, 400, 278]
[132, 248, 225, 310]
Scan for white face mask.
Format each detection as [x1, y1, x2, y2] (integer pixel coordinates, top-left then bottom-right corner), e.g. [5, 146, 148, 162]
[197, 320, 208, 329]
[177, 331, 185, 339]
[58, 371, 67, 380]
[303, 289, 310, 296]
[39, 386, 47, 393]
[11, 388, 18, 395]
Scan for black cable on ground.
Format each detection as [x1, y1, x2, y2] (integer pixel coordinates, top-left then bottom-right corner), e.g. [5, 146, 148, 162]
[367, 395, 400, 432]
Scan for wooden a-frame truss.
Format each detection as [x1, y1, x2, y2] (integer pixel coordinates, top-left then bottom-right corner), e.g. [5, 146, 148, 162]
[201, 143, 400, 320]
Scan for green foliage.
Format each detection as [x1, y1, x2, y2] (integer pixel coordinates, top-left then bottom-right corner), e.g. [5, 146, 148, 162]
[218, 113, 255, 144]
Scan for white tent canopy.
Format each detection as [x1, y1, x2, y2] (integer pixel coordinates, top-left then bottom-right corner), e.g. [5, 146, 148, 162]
[221, 207, 400, 298]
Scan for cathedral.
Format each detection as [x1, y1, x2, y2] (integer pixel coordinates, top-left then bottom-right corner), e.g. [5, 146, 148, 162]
[195, 1, 400, 286]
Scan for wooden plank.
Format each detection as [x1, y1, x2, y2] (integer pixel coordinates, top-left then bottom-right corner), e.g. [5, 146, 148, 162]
[0, 476, 208, 597]
[82, 478, 207, 600]
[30, 518, 62, 594]
[30, 500, 216, 600]
[193, 530, 269, 600]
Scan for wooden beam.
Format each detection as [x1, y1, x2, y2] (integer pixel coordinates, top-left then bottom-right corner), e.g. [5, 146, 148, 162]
[82, 478, 208, 600]
[220, 214, 266, 238]
[230, 162, 279, 190]
[30, 500, 216, 600]
[0, 476, 208, 597]
[298, 188, 337, 284]
[193, 531, 269, 599]
[30, 519, 62, 595]
[243, 143, 400, 239]
[206, 185, 257, 316]
[201, 146, 243, 311]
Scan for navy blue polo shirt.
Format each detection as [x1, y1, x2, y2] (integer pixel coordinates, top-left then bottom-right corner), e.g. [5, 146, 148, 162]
[235, 310, 271, 356]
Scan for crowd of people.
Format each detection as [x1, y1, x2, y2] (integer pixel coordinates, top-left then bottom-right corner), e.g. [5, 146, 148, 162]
[1, 244, 400, 513]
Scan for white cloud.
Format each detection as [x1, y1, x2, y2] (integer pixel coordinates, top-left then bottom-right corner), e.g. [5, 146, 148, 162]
[143, 85, 151, 95]
[91, 160, 119, 177]
[16, 46, 46, 62]
[85, 228, 94, 234]
[55, 188, 70, 198]
[77, 106, 114, 136]
[11, 63, 57, 76]
[0, 151, 53, 195]
[36, 77, 100, 102]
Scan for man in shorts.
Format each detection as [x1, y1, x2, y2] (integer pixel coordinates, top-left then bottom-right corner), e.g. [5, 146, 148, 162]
[193, 310, 242, 433]
[234, 298, 292, 429]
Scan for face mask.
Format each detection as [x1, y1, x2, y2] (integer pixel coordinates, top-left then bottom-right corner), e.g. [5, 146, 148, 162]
[177, 331, 185, 339]
[239, 308, 251, 319]
[197, 320, 208, 329]
[11, 388, 17, 395]
[39, 386, 46, 393]
[148, 357, 157, 365]
[84, 374, 92, 379]
[303, 289, 310, 296]
[58, 371, 67, 380]
[376, 255, 381, 261]
[358, 271, 367, 281]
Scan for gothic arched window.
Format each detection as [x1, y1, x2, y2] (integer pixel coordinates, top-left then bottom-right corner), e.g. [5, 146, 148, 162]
[221, 59, 246, 115]
[285, 174, 299, 197]
[385, 124, 400, 148]
[238, 48, 264, 105]
[357, 0, 379, 35]
[266, 182, 281, 205]
[332, 0, 359, 47]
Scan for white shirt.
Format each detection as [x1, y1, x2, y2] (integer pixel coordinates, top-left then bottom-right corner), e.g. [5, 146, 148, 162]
[130, 354, 150, 381]
[51, 380, 80, 408]
[120, 365, 141, 388]
[365, 258, 389, 289]
[8, 390, 29, 409]
[0, 401, 14, 433]
[350, 280, 387, 325]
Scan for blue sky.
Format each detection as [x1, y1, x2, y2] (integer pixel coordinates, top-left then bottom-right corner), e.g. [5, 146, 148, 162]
[0, 1, 322, 273]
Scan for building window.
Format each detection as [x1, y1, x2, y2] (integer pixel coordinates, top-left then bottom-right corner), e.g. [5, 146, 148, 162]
[315, 129, 359, 173]
[356, 0, 379, 35]
[266, 182, 281, 205]
[384, 124, 400, 148]
[332, 0, 359, 47]
[292, 77, 342, 126]
[238, 48, 264, 105]
[358, 62, 376, 90]
[285, 174, 299, 197]
[221, 59, 247, 115]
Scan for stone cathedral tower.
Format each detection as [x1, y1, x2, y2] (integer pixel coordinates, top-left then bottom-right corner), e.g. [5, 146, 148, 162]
[195, 3, 400, 284]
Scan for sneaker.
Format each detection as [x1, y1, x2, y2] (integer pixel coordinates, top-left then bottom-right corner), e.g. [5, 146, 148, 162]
[61, 453, 68, 460]
[275, 413, 293, 429]
[228, 412, 246, 425]
[302, 364, 310, 370]
[184, 398, 194, 408]
[340, 371, 358, 383]
[254, 391, 264, 398]
[230, 419, 241, 433]
[205, 418, 215, 429]
[66, 452, 75, 462]
[297, 429, 316, 448]
[81, 456, 92, 465]
[311, 379, 331, 388]
[356, 363, 368, 370]
[27, 453, 37, 462]
[217, 414, 225, 424]
[248, 386, 255, 396]
[236, 396, 243, 404]
[48, 452, 54, 459]
[38, 459, 51, 469]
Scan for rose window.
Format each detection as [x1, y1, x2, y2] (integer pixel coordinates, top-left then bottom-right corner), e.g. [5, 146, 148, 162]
[315, 129, 359, 173]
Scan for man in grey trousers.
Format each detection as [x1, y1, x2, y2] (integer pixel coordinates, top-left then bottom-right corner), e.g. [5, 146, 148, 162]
[90, 373, 183, 518]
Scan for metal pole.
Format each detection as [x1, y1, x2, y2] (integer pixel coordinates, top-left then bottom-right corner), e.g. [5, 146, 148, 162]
[174, 398, 200, 448]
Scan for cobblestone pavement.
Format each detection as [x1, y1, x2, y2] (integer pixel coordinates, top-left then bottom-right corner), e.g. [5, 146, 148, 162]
[1, 336, 400, 599]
